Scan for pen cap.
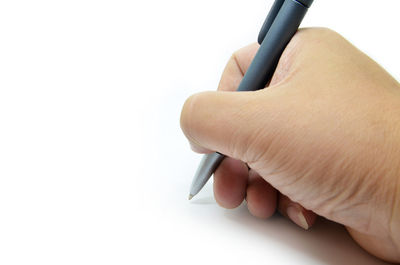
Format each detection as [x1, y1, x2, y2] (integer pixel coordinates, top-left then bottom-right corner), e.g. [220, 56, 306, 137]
[296, 0, 313, 8]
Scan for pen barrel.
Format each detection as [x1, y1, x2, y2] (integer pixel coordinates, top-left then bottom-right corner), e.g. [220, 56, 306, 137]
[237, 0, 309, 92]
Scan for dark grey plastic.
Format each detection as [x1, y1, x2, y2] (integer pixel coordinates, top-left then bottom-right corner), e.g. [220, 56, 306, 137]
[238, 0, 310, 92]
[258, 0, 285, 44]
[258, 0, 313, 44]
[297, 0, 313, 8]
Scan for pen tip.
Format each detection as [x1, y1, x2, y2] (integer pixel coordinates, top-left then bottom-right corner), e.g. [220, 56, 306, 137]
[188, 194, 194, 200]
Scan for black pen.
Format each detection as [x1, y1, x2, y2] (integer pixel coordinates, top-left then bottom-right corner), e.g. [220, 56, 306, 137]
[189, 0, 314, 200]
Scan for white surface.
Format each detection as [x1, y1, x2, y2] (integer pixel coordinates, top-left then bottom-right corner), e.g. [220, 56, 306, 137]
[0, 0, 398, 264]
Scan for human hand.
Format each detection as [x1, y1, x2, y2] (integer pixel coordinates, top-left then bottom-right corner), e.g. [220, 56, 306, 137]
[180, 28, 400, 262]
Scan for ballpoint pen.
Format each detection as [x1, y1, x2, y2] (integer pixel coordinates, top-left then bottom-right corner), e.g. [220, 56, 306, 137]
[189, 0, 314, 200]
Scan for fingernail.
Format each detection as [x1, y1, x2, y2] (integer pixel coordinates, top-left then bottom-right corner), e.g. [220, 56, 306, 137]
[287, 206, 309, 230]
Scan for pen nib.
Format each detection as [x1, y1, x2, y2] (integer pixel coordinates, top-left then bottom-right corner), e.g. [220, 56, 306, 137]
[188, 194, 194, 201]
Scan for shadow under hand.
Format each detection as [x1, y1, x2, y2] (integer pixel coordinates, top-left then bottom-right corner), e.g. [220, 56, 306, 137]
[224, 204, 393, 265]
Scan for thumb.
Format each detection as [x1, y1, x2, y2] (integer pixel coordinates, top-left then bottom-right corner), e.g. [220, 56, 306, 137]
[180, 89, 281, 162]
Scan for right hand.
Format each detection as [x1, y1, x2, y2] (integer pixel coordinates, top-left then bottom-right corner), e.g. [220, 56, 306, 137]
[181, 28, 400, 262]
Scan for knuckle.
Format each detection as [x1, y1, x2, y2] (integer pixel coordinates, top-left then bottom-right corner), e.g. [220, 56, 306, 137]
[290, 27, 343, 51]
[275, 27, 346, 81]
[297, 27, 338, 41]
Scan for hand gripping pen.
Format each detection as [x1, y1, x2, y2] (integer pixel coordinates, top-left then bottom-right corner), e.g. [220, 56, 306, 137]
[189, 0, 313, 200]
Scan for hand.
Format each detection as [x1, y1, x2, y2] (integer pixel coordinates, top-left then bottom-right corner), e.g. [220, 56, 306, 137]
[180, 28, 400, 263]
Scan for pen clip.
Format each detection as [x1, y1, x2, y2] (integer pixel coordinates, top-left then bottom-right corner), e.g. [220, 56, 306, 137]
[258, 0, 285, 44]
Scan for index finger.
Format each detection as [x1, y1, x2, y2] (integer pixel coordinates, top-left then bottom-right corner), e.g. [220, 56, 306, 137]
[217, 43, 259, 92]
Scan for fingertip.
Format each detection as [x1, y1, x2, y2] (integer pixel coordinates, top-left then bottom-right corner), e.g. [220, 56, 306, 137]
[246, 170, 277, 219]
[180, 93, 200, 142]
[213, 158, 248, 209]
[303, 209, 317, 228]
[278, 194, 317, 230]
[181, 92, 212, 152]
[180, 91, 220, 149]
[286, 206, 316, 230]
[181, 90, 269, 161]
[218, 43, 260, 92]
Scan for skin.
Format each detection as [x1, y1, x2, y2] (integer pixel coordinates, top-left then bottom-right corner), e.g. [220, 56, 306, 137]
[180, 28, 400, 263]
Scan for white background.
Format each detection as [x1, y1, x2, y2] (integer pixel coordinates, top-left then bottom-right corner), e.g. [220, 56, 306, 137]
[0, 0, 399, 264]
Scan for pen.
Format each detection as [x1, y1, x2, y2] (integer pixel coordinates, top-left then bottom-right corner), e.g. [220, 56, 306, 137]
[189, 0, 313, 200]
